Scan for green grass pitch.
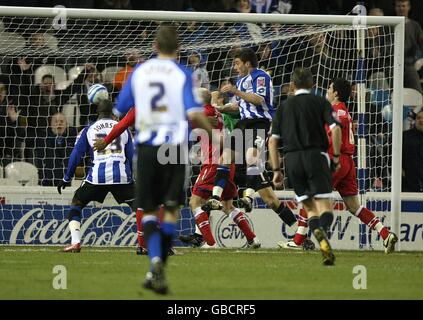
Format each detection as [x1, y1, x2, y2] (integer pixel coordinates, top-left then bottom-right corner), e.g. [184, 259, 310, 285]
[1, 246, 422, 300]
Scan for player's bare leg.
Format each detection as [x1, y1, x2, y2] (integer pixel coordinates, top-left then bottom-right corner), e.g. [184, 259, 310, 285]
[343, 195, 398, 254]
[303, 198, 335, 266]
[239, 146, 261, 212]
[202, 148, 236, 211]
[222, 200, 260, 249]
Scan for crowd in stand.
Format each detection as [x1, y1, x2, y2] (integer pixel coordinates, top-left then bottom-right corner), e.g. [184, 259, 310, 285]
[0, 0, 422, 192]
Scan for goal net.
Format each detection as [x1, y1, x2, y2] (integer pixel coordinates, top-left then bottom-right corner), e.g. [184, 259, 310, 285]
[0, 7, 407, 250]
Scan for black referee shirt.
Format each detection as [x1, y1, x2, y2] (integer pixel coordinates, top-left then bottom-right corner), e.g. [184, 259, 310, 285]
[272, 90, 340, 153]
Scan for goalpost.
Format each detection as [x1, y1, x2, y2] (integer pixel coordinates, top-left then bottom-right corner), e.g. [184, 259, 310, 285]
[0, 6, 416, 250]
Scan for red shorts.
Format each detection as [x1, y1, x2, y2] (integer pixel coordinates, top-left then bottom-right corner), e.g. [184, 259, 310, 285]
[192, 164, 237, 201]
[332, 154, 358, 196]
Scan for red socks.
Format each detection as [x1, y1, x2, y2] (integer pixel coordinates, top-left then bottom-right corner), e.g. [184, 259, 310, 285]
[136, 208, 145, 248]
[194, 208, 216, 246]
[293, 208, 308, 245]
[229, 208, 256, 242]
[356, 206, 390, 240]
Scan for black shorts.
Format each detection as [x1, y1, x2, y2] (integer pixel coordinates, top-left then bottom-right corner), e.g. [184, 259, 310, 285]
[73, 181, 135, 206]
[284, 149, 333, 202]
[136, 144, 187, 212]
[233, 163, 272, 196]
[227, 118, 271, 153]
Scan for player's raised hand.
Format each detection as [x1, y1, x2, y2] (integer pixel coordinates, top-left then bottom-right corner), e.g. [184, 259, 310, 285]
[57, 179, 71, 194]
[93, 138, 107, 151]
[272, 171, 284, 189]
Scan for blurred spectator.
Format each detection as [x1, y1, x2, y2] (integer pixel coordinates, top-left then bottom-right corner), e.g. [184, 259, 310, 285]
[349, 82, 392, 191]
[96, 0, 132, 9]
[22, 65, 89, 161]
[395, 0, 423, 93]
[35, 112, 77, 186]
[250, 0, 280, 13]
[130, 0, 192, 11]
[231, 0, 251, 12]
[257, 42, 283, 85]
[190, 0, 229, 12]
[207, 39, 241, 89]
[112, 48, 143, 91]
[188, 51, 210, 89]
[0, 81, 27, 167]
[402, 109, 423, 192]
[367, 8, 394, 89]
[276, 0, 320, 14]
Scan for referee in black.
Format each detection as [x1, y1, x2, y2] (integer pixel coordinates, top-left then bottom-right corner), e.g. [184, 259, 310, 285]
[269, 68, 342, 266]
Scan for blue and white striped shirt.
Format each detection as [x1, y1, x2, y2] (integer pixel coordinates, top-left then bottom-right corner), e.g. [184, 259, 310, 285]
[114, 58, 203, 146]
[64, 118, 134, 185]
[236, 68, 274, 120]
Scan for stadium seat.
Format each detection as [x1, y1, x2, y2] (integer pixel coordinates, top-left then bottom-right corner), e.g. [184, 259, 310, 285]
[370, 89, 391, 109]
[55, 80, 73, 90]
[414, 58, 423, 72]
[68, 65, 85, 81]
[43, 33, 59, 50]
[0, 32, 26, 54]
[102, 66, 122, 83]
[62, 97, 80, 128]
[0, 178, 21, 186]
[5, 162, 39, 186]
[398, 88, 423, 130]
[368, 71, 390, 91]
[34, 65, 67, 85]
[402, 88, 423, 108]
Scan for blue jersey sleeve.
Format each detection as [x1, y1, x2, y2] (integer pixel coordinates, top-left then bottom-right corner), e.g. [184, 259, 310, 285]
[63, 128, 89, 182]
[114, 72, 135, 117]
[181, 66, 203, 114]
[252, 71, 271, 99]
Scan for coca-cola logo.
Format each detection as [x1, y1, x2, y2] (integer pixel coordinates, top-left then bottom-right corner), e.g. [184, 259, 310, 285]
[8, 207, 137, 246]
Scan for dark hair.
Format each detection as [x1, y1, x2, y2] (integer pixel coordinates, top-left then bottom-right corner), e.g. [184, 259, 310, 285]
[234, 48, 258, 68]
[97, 99, 113, 116]
[155, 25, 179, 55]
[291, 68, 313, 89]
[331, 78, 351, 102]
[42, 74, 54, 83]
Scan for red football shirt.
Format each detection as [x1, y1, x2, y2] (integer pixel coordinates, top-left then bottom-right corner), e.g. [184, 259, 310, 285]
[200, 104, 223, 165]
[327, 102, 355, 156]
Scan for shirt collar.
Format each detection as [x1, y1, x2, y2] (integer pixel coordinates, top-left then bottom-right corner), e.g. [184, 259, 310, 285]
[295, 89, 311, 95]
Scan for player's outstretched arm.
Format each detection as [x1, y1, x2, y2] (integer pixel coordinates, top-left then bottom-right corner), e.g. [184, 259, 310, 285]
[211, 90, 239, 114]
[59, 128, 89, 193]
[221, 83, 265, 106]
[94, 107, 135, 151]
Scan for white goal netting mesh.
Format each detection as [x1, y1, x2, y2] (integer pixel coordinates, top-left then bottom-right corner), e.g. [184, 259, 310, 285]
[0, 12, 396, 249]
